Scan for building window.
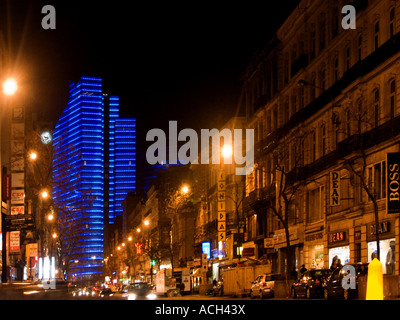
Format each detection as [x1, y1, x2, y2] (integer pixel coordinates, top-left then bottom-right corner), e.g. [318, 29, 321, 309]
[321, 67, 326, 92]
[332, 3, 339, 39]
[374, 21, 380, 50]
[367, 161, 386, 200]
[321, 124, 326, 156]
[310, 75, 316, 101]
[319, 13, 326, 51]
[311, 130, 316, 162]
[310, 23, 316, 60]
[334, 56, 339, 82]
[291, 91, 297, 116]
[283, 96, 289, 124]
[284, 57, 289, 85]
[266, 110, 271, 133]
[345, 46, 351, 71]
[273, 105, 278, 130]
[373, 89, 380, 128]
[390, 8, 395, 38]
[299, 85, 305, 109]
[306, 187, 324, 223]
[390, 79, 396, 119]
[357, 99, 363, 133]
[346, 109, 351, 137]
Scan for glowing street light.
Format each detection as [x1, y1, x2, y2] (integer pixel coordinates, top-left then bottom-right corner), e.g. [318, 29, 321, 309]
[47, 213, 54, 221]
[52, 232, 57, 239]
[144, 220, 150, 227]
[181, 185, 190, 195]
[29, 152, 38, 161]
[221, 144, 232, 159]
[2, 78, 18, 96]
[41, 190, 49, 199]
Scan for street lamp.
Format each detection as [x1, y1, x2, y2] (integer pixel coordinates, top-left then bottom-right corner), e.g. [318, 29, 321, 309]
[2, 78, 17, 96]
[181, 185, 190, 195]
[1, 77, 18, 283]
[29, 151, 38, 161]
[41, 190, 49, 199]
[221, 144, 232, 160]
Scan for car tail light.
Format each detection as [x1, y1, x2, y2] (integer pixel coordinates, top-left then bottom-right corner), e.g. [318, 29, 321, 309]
[262, 282, 267, 287]
[314, 279, 320, 285]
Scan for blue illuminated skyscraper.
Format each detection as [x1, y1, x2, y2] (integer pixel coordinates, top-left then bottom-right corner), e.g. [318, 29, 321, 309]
[53, 76, 136, 279]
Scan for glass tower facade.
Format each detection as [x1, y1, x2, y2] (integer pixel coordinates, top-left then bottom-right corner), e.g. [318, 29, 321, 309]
[53, 76, 136, 279]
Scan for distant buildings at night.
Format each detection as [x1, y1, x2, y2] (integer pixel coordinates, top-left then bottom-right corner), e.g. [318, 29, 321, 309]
[52, 76, 136, 279]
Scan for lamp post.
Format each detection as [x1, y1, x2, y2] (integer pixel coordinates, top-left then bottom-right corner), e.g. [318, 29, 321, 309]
[1, 77, 17, 283]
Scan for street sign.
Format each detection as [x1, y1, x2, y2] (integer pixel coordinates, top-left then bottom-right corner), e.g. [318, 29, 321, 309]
[218, 221, 226, 232]
[218, 211, 226, 221]
[218, 232, 226, 242]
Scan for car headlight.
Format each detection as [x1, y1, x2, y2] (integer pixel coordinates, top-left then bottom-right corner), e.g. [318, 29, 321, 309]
[146, 293, 157, 300]
[128, 293, 136, 300]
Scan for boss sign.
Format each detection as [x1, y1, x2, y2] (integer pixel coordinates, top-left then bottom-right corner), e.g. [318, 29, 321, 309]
[387, 153, 400, 214]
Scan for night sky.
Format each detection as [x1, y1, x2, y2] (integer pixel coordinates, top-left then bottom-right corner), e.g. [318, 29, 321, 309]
[2, 0, 300, 185]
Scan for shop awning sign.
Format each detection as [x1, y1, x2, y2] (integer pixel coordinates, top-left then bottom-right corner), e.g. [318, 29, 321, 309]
[387, 153, 400, 214]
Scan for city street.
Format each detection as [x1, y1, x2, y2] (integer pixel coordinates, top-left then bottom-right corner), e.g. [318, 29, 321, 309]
[0, 281, 320, 300]
[2, 1, 400, 303]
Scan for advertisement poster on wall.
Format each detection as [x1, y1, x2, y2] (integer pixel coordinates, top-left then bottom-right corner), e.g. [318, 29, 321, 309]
[9, 231, 20, 253]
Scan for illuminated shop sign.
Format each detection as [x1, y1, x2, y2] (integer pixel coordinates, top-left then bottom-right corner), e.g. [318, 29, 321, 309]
[202, 242, 211, 259]
[387, 153, 400, 214]
[329, 231, 346, 243]
[330, 171, 340, 206]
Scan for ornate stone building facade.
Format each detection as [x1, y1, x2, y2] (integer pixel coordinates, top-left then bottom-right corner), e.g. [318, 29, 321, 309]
[243, 0, 400, 281]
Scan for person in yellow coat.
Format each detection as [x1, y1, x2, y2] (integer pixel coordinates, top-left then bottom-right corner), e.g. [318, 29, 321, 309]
[366, 258, 383, 300]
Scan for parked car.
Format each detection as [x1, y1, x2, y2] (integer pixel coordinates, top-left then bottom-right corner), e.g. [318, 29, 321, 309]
[250, 273, 284, 299]
[213, 281, 223, 296]
[323, 263, 369, 300]
[291, 269, 332, 299]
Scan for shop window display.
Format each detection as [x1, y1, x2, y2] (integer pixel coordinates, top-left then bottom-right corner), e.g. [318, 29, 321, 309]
[367, 239, 395, 275]
[309, 245, 325, 269]
[328, 246, 350, 270]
